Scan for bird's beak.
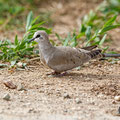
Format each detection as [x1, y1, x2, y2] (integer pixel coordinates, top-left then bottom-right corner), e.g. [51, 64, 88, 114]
[28, 37, 35, 43]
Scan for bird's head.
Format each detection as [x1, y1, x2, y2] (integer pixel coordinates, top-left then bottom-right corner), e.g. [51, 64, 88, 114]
[29, 30, 48, 43]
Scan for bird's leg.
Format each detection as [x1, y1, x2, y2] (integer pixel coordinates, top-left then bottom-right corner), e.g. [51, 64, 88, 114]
[60, 71, 68, 76]
[46, 71, 67, 77]
[46, 71, 60, 76]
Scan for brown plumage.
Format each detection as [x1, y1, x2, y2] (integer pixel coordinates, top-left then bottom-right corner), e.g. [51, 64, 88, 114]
[29, 31, 104, 74]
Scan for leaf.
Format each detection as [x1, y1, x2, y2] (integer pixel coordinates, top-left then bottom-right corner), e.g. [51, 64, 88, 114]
[26, 11, 33, 32]
[79, 24, 86, 33]
[10, 60, 16, 67]
[63, 32, 71, 46]
[31, 16, 40, 25]
[103, 46, 109, 53]
[14, 35, 19, 45]
[85, 26, 91, 40]
[29, 21, 45, 30]
[100, 24, 120, 34]
[103, 15, 117, 28]
[77, 32, 85, 39]
[99, 34, 107, 46]
[55, 33, 62, 41]
[0, 64, 8, 68]
[37, 27, 52, 34]
[24, 47, 34, 51]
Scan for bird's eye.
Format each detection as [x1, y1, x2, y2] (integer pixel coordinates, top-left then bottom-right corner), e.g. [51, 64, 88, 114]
[36, 35, 40, 38]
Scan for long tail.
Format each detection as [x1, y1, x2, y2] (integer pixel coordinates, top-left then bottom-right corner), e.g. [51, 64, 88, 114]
[83, 45, 120, 58]
[87, 49, 103, 59]
[103, 53, 120, 57]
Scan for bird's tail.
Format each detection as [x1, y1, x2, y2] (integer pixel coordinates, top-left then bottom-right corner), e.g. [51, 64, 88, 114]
[87, 50, 120, 59]
[87, 49, 103, 59]
[103, 53, 120, 57]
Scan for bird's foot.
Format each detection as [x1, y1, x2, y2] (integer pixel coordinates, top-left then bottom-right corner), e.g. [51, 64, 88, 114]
[46, 71, 67, 77]
[46, 71, 60, 75]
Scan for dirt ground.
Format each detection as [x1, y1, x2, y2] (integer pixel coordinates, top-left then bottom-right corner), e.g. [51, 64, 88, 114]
[0, 0, 120, 120]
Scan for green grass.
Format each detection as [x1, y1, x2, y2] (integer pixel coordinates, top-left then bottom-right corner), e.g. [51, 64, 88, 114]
[0, 0, 53, 30]
[56, 15, 120, 50]
[56, 1, 120, 52]
[99, 0, 120, 14]
[0, 11, 51, 66]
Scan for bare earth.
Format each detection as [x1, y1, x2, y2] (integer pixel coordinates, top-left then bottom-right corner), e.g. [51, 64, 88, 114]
[0, 0, 120, 120]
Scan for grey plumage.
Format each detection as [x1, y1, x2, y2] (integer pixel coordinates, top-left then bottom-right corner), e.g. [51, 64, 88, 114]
[29, 30, 119, 74]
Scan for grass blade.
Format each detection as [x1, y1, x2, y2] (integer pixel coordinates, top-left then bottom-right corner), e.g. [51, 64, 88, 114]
[99, 34, 107, 46]
[100, 24, 120, 34]
[26, 11, 33, 32]
[103, 15, 117, 28]
[85, 26, 91, 40]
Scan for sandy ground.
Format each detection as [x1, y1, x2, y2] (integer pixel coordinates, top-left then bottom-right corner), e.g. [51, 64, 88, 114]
[0, 0, 120, 120]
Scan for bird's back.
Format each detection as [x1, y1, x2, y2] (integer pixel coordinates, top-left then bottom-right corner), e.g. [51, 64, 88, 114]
[47, 46, 91, 72]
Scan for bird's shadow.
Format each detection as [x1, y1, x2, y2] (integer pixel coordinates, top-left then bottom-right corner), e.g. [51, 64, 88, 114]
[51, 72, 120, 82]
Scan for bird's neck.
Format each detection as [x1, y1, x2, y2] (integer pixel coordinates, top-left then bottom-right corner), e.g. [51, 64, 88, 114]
[38, 40, 54, 57]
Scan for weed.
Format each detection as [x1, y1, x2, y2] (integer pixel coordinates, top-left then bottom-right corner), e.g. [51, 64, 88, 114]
[56, 15, 120, 52]
[0, 11, 51, 65]
[0, 0, 53, 30]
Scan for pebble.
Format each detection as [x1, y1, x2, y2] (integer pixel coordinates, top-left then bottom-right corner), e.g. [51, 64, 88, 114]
[63, 109, 68, 112]
[117, 61, 120, 64]
[3, 94, 10, 101]
[75, 98, 82, 104]
[17, 62, 23, 68]
[63, 93, 71, 99]
[114, 96, 120, 101]
[3, 80, 17, 89]
[112, 100, 116, 104]
[85, 78, 91, 81]
[118, 107, 120, 114]
[97, 93, 104, 98]
[17, 83, 26, 91]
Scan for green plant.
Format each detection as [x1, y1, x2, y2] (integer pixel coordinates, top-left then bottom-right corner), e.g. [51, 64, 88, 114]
[56, 31, 78, 47]
[0, 11, 51, 65]
[0, 0, 53, 30]
[98, 0, 120, 14]
[56, 15, 120, 53]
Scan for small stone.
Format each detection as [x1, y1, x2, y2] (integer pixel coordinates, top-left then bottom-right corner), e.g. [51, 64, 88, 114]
[97, 93, 104, 98]
[28, 108, 34, 113]
[17, 83, 26, 91]
[114, 96, 120, 101]
[112, 100, 116, 104]
[86, 78, 91, 81]
[63, 109, 67, 112]
[3, 94, 10, 101]
[63, 93, 71, 99]
[28, 108, 37, 113]
[17, 62, 23, 68]
[118, 107, 120, 114]
[75, 98, 82, 104]
[117, 61, 120, 64]
[3, 80, 17, 89]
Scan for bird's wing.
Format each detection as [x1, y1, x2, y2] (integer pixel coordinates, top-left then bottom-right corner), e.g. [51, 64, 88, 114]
[81, 45, 97, 51]
[47, 46, 91, 72]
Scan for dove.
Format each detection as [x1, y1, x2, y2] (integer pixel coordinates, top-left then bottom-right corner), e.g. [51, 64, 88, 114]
[29, 30, 120, 75]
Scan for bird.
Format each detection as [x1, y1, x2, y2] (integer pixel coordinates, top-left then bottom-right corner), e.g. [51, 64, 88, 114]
[29, 30, 120, 76]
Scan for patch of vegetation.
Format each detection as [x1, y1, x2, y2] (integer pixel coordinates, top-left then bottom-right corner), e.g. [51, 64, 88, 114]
[99, 0, 120, 14]
[0, 11, 51, 66]
[0, 0, 53, 30]
[56, 0, 120, 52]
[56, 15, 120, 50]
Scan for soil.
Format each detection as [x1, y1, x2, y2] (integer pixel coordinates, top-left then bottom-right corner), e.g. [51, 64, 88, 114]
[0, 0, 120, 120]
